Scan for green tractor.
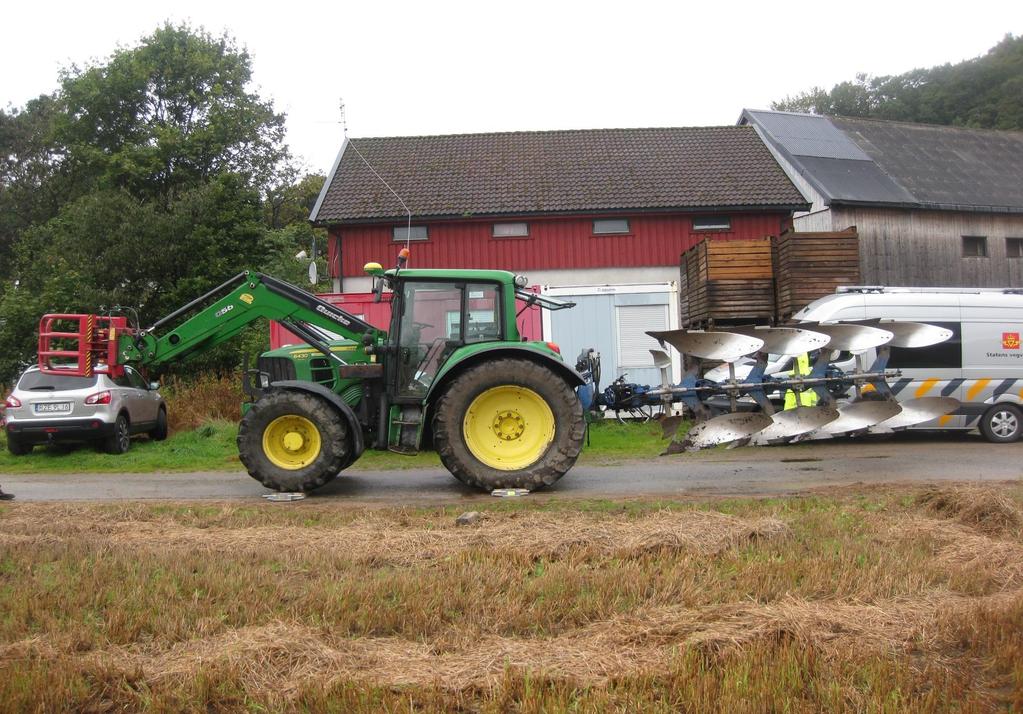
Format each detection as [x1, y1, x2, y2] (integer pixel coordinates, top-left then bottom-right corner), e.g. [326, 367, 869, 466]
[37, 260, 587, 493]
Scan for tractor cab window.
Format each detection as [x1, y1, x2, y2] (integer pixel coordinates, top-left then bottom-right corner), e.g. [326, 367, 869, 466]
[396, 282, 464, 397]
[395, 281, 503, 397]
[454, 284, 500, 343]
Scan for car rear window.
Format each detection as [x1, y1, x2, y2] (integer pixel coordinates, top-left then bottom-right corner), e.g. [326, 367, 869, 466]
[17, 371, 98, 391]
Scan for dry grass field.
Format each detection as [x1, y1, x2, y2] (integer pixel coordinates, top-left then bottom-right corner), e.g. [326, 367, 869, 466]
[0, 484, 1021, 712]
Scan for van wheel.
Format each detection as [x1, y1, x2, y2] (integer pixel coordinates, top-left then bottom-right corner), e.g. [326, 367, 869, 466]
[980, 404, 1022, 443]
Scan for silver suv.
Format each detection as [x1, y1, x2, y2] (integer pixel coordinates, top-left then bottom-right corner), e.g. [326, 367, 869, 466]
[3, 366, 167, 455]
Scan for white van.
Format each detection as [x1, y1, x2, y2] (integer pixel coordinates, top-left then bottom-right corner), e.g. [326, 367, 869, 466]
[794, 286, 1023, 443]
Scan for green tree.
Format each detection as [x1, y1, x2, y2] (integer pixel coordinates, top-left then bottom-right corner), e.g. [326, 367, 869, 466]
[54, 23, 289, 202]
[0, 96, 63, 282]
[0, 23, 299, 383]
[773, 34, 1023, 130]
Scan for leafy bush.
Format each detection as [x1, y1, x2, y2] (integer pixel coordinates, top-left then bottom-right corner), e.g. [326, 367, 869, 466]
[160, 373, 245, 433]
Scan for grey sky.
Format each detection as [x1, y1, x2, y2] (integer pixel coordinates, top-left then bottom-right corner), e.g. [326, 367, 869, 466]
[4, 1, 1021, 175]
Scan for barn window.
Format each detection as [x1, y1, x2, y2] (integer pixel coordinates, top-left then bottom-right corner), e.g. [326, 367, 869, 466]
[593, 219, 630, 235]
[692, 215, 731, 231]
[492, 222, 529, 238]
[962, 236, 987, 257]
[393, 225, 429, 242]
[1007, 238, 1023, 258]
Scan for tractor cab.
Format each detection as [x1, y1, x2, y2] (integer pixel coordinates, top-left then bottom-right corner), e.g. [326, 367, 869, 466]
[383, 271, 514, 398]
[363, 262, 580, 456]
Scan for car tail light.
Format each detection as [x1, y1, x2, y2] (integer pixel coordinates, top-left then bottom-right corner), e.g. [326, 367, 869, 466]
[84, 391, 112, 405]
[3, 395, 21, 408]
[545, 341, 562, 355]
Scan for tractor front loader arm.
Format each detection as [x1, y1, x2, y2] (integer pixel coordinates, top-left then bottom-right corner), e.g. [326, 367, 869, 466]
[39, 271, 385, 376]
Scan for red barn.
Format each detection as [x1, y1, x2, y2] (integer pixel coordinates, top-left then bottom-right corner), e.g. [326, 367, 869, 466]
[310, 127, 808, 385]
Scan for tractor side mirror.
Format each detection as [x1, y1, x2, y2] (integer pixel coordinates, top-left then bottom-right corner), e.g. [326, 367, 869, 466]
[149, 382, 160, 391]
[373, 276, 384, 303]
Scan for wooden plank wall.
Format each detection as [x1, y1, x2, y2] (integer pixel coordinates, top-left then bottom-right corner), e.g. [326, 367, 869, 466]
[681, 238, 775, 326]
[831, 207, 1023, 288]
[773, 227, 860, 320]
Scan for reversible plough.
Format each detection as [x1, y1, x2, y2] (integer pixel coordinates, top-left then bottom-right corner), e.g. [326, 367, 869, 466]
[576, 320, 959, 453]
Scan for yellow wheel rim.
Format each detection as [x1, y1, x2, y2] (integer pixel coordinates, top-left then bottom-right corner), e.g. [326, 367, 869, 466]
[262, 415, 322, 470]
[463, 386, 555, 471]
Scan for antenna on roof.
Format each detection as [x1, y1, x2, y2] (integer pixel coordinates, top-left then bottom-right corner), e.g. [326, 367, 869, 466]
[338, 97, 414, 260]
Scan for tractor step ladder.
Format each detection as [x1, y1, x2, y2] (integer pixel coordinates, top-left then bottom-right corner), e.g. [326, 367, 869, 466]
[37, 314, 131, 377]
[388, 405, 424, 455]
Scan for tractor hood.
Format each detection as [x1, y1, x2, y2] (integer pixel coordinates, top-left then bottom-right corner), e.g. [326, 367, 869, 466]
[260, 339, 361, 360]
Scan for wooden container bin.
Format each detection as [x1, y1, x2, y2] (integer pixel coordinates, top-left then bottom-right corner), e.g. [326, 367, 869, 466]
[681, 237, 775, 326]
[773, 227, 860, 320]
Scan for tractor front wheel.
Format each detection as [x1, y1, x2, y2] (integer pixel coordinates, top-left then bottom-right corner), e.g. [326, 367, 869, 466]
[238, 390, 351, 492]
[432, 358, 585, 491]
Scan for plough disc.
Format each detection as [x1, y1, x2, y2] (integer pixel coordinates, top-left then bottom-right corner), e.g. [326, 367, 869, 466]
[671, 412, 774, 451]
[873, 396, 958, 430]
[647, 329, 764, 363]
[798, 322, 893, 352]
[749, 406, 841, 444]
[877, 321, 954, 349]
[816, 400, 903, 436]
[725, 325, 832, 356]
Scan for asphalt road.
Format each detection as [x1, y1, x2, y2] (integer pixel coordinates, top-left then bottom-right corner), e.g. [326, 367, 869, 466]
[2, 432, 1020, 504]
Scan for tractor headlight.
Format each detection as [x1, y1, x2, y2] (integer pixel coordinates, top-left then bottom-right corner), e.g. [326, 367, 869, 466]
[514, 274, 529, 288]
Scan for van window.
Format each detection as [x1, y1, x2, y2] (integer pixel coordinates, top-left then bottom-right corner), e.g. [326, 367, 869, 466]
[887, 322, 961, 369]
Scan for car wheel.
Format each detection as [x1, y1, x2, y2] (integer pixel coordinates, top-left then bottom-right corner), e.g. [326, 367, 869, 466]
[150, 408, 168, 441]
[6, 435, 32, 456]
[104, 414, 131, 454]
[979, 404, 1022, 443]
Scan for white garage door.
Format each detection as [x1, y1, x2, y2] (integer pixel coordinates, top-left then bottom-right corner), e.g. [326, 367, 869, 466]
[616, 303, 669, 368]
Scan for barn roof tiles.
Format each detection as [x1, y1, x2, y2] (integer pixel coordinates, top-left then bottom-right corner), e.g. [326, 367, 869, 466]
[311, 126, 809, 224]
[741, 109, 1023, 213]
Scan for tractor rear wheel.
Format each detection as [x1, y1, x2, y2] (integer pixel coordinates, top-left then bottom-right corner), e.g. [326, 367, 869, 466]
[238, 390, 351, 492]
[432, 358, 585, 491]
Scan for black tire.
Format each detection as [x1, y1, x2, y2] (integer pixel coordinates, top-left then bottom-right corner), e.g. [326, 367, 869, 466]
[237, 389, 351, 492]
[6, 435, 32, 456]
[103, 414, 131, 454]
[979, 403, 1023, 443]
[432, 358, 585, 491]
[150, 408, 169, 441]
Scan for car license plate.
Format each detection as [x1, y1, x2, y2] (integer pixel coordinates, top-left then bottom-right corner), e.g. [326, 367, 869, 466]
[34, 402, 72, 414]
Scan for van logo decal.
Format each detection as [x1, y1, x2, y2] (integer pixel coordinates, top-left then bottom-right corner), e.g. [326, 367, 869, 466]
[1003, 332, 1020, 350]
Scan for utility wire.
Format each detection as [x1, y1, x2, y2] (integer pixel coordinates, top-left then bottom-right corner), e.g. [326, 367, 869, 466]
[340, 99, 413, 255]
